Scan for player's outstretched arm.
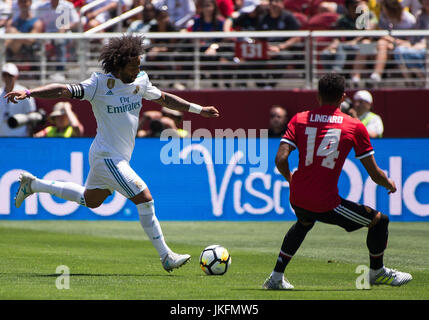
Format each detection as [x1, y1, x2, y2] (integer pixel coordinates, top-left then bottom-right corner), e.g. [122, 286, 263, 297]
[153, 91, 219, 118]
[275, 142, 295, 183]
[4, 84, 72, 104]
[360, 155, 396, 194]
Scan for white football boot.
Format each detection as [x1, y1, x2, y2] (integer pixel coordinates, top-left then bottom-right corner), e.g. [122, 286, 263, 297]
[262, 275, 294, 290]
[15, 172, 36, 208]
[161, 251, 191, 272]
[370, 267, 412, 286]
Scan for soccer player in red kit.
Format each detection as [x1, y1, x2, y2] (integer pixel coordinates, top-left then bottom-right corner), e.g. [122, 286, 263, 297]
[263, 73, 412, 290]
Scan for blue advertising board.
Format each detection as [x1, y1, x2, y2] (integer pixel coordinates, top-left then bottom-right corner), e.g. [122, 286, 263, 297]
[0, 138, 428, 221]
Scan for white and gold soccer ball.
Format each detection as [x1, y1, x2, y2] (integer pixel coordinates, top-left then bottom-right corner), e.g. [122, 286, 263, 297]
[199, 245, 231, 275]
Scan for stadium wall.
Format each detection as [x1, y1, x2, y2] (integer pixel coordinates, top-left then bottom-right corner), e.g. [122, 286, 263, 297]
[34, 89, 429, 138]
[1, 138, 428, 221]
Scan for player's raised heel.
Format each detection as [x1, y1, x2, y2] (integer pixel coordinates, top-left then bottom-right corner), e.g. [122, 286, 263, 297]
[370, 267, 412, 286]
[15, 172, 36, 208]
[161, 252, 191, 272]
[262, 275, 294, 290]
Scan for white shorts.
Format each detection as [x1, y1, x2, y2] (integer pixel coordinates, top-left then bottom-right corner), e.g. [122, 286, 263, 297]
[85, 153, 147, 199]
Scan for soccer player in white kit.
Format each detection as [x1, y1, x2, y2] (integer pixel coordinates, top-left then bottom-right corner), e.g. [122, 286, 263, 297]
[5, 35, 220, 272]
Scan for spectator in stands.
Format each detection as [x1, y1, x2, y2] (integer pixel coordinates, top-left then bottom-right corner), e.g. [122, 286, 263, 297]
[352, 90, 384, 138]
[268, 104, 288, 138]
[0, 63, 36, 137]
[83, 0, 120, 31]
[222, 0, 265, 86]
[190, 0, 227, 86]
[369, 0, 416, 83]
[225, 0, 262, 31]
[35, 0, 80, 78]
[393, 0, 429, 76]
[137, 107, 189, 138]
[5, 0, 43, 63]
[160, 107, 189, 138]
[70, 0, 85, 9]
[401, 0, 422, 16]
[234, 0, 262, 14]
[127, 1, 157, 33]
[283, 0, 345, 24]
[154, 0, 196, 30]
[0, 0, 11, 33]
[217, 0, 234, 18]
[320, 0, 376, 78]
[145, 6, 177, 83]
[148, 6, 176, 39]
[192, 0, 225, 32]
[258, 0, 301, 52]
[367, 0, 381, 19]
[415, 0, 429, 27]
[191, 0, 225, 56]
[283, 0, 321, 17]
[35, 0, 80, 33]
[34, 101, 84, 137]
[256, 0, 301, 87]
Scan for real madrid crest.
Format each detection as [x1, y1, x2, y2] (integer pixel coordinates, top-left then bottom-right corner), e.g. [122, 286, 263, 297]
[133, 86, 140, 94]
[107, 78, 115, 89]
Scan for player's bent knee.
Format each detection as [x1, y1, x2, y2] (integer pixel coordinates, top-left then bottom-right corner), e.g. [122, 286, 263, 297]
[369, 212, 389, 230]
[297, 220, 315, 231]
[85, 199, 103, 209]
[378, 213, 389, 226]
[130, 189, 153, 205]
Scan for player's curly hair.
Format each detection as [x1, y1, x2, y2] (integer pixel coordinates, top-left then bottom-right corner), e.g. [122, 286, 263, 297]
[318, 73, 345, 104]
[99, 35, 145, 74]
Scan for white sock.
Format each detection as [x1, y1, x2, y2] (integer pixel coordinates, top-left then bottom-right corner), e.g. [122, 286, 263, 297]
[31, 179, 86, 206]
[137, 200, 170, 259]
[271, 271, 283, 282]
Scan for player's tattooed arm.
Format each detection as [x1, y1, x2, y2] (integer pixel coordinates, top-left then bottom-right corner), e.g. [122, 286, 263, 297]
[4, 83, 71, 103]
[360, 155, 397, 194]
[154, 92, 191, 112]
[153, 91, 220, 118]
[275, 142, 295, 183]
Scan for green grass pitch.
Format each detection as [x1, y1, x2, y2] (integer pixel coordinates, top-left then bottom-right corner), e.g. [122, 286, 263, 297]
[0, 220, 428, 300]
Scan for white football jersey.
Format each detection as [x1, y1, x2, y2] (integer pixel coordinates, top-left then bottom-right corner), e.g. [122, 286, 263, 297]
[80, 71, 162, 161]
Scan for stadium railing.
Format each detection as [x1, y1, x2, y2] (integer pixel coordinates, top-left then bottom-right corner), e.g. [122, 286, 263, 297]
[0, 30, 427, 90]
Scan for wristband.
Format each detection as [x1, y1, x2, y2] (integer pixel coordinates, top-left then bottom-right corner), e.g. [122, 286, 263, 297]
[25, 90, 31, 98]
[189, 103, 203, 114]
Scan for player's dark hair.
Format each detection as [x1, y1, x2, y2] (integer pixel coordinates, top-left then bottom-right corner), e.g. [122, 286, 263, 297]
[318, 73, 345, 105]
[99, 35, 145, 74]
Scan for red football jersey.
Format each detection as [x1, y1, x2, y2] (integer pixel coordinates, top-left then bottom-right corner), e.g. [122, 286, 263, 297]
[282, 105, 374, 212]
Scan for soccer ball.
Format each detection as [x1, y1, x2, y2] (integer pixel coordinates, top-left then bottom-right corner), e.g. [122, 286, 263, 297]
[199, 245, 231, 275]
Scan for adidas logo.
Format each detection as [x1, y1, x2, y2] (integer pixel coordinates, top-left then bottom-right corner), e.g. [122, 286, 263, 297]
[106, 90, 114, 95]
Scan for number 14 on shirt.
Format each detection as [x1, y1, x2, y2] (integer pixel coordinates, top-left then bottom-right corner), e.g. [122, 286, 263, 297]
[304, 127, 341, 169]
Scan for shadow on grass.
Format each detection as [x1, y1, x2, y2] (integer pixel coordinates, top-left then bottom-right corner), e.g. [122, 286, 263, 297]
[232, 288, 390, 292]
[2, 273, 177, 278]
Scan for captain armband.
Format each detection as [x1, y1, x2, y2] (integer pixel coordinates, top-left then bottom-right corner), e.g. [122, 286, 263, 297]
[66, 84, 84, 99]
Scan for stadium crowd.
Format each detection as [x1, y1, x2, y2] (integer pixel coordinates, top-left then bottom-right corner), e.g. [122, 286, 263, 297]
[0, 0, 428, 86]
